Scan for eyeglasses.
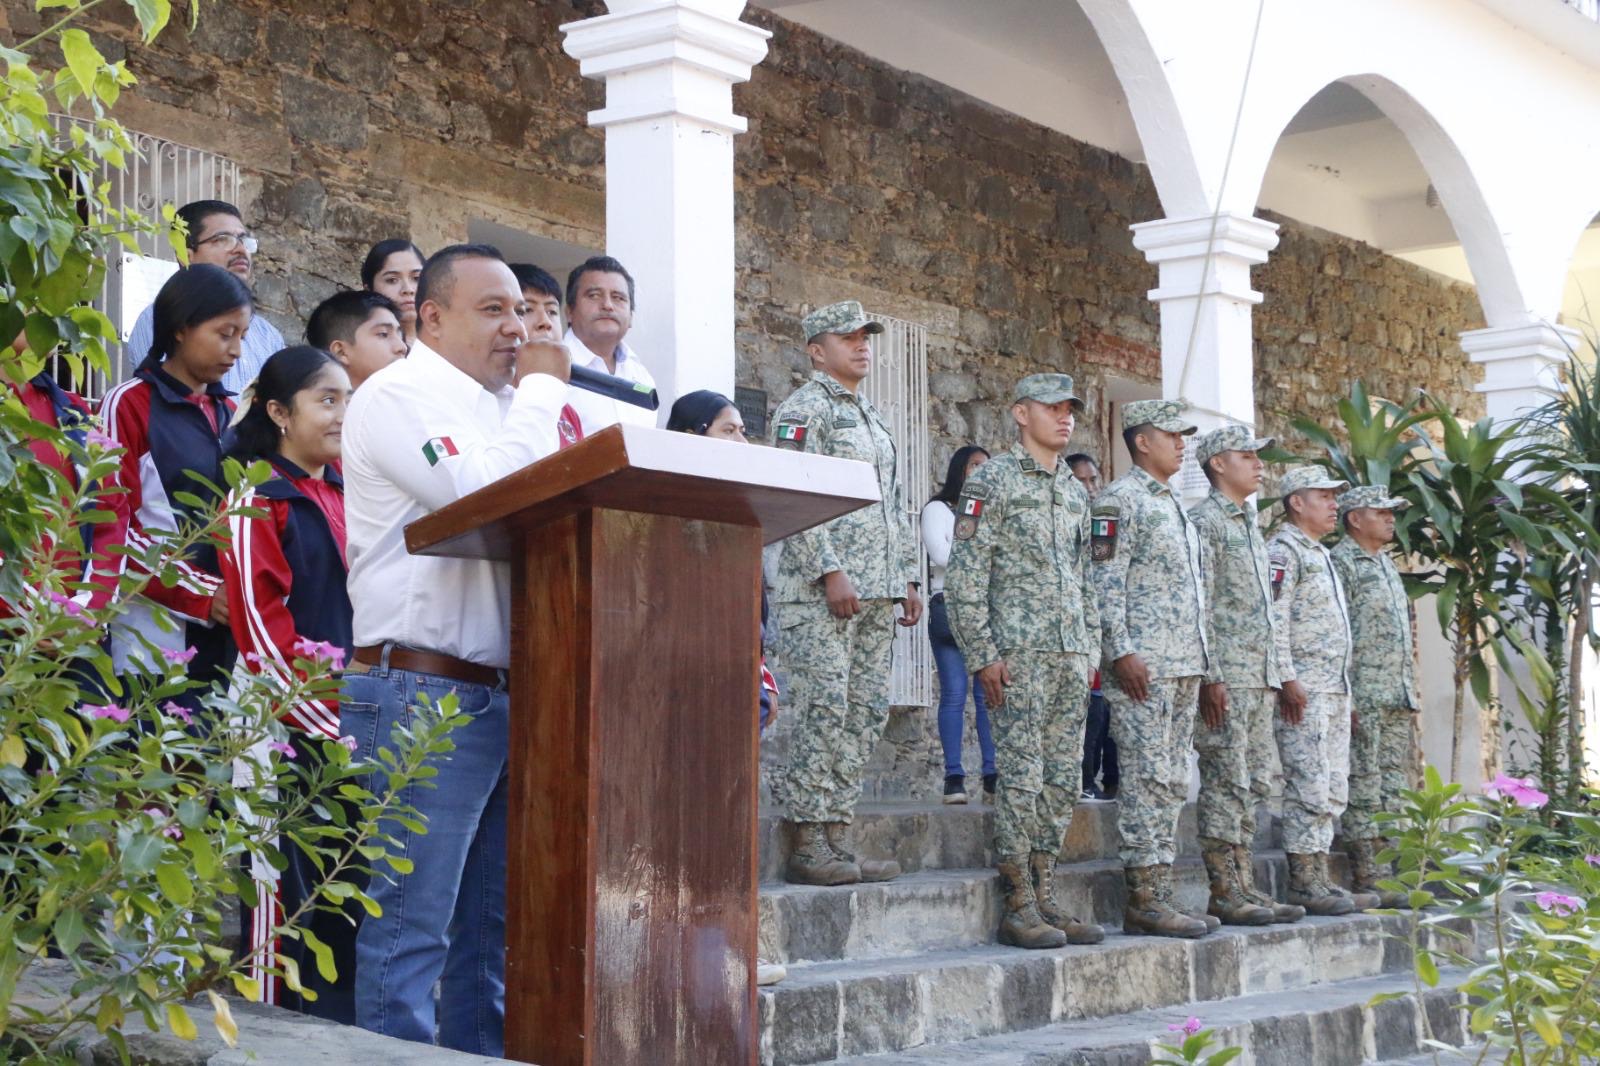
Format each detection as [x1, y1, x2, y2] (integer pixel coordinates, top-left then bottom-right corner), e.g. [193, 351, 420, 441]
[195, 230, 259, 254]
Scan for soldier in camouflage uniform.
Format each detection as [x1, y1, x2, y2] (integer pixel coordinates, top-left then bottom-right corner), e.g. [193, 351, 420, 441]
[1189, 425, 1304, 927]
[1269, 466, 1375, 915]
[1090, 399, 1213, 939]
[1332, 485, 1418, 909]
[946, 374, 1105, 950]
[772, 300, 922, 886]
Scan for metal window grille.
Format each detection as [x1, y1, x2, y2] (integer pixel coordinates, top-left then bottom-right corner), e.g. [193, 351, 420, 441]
[48, 116, 240, 398]
[862, 312, 932, 709]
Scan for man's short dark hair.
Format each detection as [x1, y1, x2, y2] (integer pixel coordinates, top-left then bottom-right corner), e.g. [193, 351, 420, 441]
[1202, 455, 1223, 486]
[306, 290, 401, 349]
[565, 255, 636, 310]
[176, 200, 242, 249]
[510, 263, 561, 302]
[1122, 425, 1152, 457]
[416, 243, 505, 310]
[1066, 453, 1098, 471]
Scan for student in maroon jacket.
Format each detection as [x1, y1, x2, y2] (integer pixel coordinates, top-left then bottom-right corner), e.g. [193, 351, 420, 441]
[219, 344, 357, 1022]
[101, 264, 249, 711]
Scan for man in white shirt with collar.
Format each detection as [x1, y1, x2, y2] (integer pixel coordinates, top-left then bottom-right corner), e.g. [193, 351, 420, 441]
[561, 254, 658, 431]
[340, 243, 570, 1056]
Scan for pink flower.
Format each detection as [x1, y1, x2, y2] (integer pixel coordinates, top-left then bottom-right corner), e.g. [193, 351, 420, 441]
[161, 646, 197, 665]
[267, 740, 297, 760]
[1167, 1017, 1203, 1036]
[292, 638, 347, 670]
[1585, 854, 1600, 869]
[46, 590, 85, 617]
[143, 807, 182, 840]
[1483, 773, 1548, 810]
[337, 735, 358, 752]
[1535, 892, 1583, 917]
[86, 428, 119, 452]
[85, 703, 129, 723]
[243, 652, 262, 666]
[160, 701, 192, 725]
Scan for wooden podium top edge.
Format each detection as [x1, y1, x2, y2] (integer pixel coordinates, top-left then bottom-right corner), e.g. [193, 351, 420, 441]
[404, 423, 883, 559]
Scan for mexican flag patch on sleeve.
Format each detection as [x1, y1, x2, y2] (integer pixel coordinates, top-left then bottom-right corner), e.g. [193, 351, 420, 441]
[774, 423, 808, 450]
[422, 436, 459, 466]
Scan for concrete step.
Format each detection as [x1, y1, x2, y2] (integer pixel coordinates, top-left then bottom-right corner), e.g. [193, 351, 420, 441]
[759, 799, 1282, 882]
[762, 850, 1351, 964]
[805, 968, 1472, 1065]
[1380, 1049, 1506, 1065]
[758, 913, 1476, 1065]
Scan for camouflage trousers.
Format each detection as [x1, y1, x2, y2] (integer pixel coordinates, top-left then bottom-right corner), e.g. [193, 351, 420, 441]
[780, 598, 896, 824]
[1105, 675, 1202, 867]
[1340, 706, 1417, 841]
[991, 651, 1091, 859]
[1273, 691, 1352, 853]
[1193, 686, 1277, 846]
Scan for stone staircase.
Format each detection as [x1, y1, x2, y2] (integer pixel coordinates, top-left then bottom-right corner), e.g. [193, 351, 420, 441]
[756, 799, 1481, 1066]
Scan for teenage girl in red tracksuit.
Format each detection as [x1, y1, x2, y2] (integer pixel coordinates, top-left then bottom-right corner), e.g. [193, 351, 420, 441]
[100, 263, 251, 712]
[218, 345, 357, 1023]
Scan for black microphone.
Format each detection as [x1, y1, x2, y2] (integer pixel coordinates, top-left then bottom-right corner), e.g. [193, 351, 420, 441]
[568, 363, 659, 411]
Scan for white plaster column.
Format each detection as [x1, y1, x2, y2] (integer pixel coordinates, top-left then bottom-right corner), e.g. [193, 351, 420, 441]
[1458, 322, 1577, 424]
[561, 0, 770, 421]
[1130, 212, 1281, 495]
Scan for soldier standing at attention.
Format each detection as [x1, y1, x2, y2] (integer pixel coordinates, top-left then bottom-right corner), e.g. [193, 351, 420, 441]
[1332, 485, 1418, 909]
[772, 300, 922, 886]
[1090, 399, 1213, 939]
[945, 374, 1105, 950]
[1269, 466, 1377, 915]
[1189, 426, 1304, 927]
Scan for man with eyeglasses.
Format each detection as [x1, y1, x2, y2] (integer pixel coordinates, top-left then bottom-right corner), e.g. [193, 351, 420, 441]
[123, 199, 285, 392]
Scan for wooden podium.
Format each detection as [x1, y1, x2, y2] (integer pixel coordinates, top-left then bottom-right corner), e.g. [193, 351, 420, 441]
[404, 424, 880, 1066]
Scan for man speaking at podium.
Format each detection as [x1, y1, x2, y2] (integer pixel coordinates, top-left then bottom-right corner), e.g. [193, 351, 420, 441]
[339, 244, 571, 1056]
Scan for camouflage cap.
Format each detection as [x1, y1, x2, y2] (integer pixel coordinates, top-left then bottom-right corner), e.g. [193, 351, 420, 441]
[802, 300, 885, 342]
[1122, 398, 1198, 436]
[1013, 373, 1084, 410]
[1338, 484, 1410, 516]
[1277, 465, 1349, 500]
[1194, 423, 1276, 467]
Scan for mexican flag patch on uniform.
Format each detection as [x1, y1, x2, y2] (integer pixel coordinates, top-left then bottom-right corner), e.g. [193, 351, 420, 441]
[775, 423, 808, 450]
[1090, 507, 1121, 561]
[422, 436, 459, 466]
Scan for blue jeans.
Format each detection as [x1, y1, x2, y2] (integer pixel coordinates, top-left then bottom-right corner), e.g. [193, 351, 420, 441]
[928, 594, 995, 778]
[340, 649, 510, 1057]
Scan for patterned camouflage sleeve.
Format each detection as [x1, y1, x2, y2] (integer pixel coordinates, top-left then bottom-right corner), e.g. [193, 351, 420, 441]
[1090, 495, 1136, 664]
[945, 470, 1002, 670]
[1268, 540, 1299, 684]
[1195, 511, 1225, 686]
[1076, 482, 1100, 644]
[771, 399, 841, 581]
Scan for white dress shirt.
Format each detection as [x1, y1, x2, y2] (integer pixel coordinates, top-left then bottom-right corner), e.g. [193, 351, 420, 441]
[921, 500, 956, 594]
[125, 301, 284, 395]
[561, 326, 658, 431]
[343, 340, 567, 668]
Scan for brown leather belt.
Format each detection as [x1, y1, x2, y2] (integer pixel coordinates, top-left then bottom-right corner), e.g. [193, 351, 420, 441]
[353, 645, 505, 689]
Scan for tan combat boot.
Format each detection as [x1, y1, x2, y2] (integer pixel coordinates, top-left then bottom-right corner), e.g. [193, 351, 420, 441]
[1156, 864, 1220, 932]
[1029, 851, 1104, 944]
[784, 822, 860, 886]
[1322, 850, 1379, 910]
[1348, 838, 1408, 909]
[1123, 865, 1208, 938]
[1286, 852, 1354, 915]
[1233, 843, 1304, 923]
[997, 857, 1068, 949]
[1200, 839, 1274, 926]
[824, 822, 901, 882]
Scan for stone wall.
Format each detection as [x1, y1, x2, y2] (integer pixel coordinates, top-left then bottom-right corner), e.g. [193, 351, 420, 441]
[3, 0, 1486, 799]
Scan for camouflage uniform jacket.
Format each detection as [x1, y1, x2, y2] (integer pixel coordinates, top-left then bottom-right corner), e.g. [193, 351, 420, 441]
[1089, 465, 1209, 680]
[944, 442, 1100, 670]
[1268, 523, 1352, 694]
[1331, 537, 1418, 712]
[1191, 489, 1283, 690]
[771, 370, 915, 603]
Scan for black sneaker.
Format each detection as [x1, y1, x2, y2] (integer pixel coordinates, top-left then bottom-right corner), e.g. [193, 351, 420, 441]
[982, 772, 997, 797]
[943, 774, 968, 805]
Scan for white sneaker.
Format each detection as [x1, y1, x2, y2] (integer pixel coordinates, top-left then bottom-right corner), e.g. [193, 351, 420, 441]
[757, 957, 786, 985]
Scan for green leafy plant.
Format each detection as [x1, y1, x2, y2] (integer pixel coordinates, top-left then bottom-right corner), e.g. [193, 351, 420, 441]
[1149, 1017, 1243, 1066]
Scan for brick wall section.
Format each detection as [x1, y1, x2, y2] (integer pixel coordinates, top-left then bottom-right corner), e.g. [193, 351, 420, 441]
[4, 0, 1484, 471]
